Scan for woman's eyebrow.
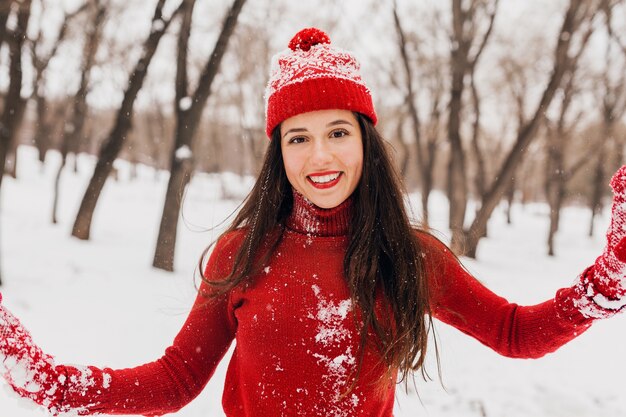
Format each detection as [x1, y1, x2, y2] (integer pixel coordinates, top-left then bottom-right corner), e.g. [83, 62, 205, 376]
[282, 127, 308, 139]
[326, 119, 353, 127]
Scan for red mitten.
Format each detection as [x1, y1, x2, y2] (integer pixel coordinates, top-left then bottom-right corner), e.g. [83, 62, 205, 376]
[0, 301, 66, 413]
[573, 166, 626, 318]
[0, 299, 113, 415]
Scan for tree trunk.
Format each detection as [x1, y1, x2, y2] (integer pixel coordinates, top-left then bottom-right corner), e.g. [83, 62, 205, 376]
[0, 0, 31, 286]
[54, 1, 105, 224]
[588, 1, 626, 235]
[447, 57, 469, 251]
[545, 126, 566, 256]
[470, 73, 487, 206]
[421, 80, 444, 228]
[446, 0, 468, 244]
[52, 154, 67, 224]
[588, 146, 606, 237]
[153, 0, 247, 271]
[588, 114, 613, 238]
[613, 138, 624, 169]
[546, 95, 568, 256]
[392, 1, 433, 224]
[33, 93, 52, 163]
[395, 117, 410, 180]
[71, 0, 182, 240]
[145, 104, 169, 176]
[505, 175, 515, 225]
[547, 181, 565, 257]
[461, 0, 590, 258]
[546, 9, 596, 256]
[469, 72, 488, 239]
[6, 142, 18, 178]
[29, 4, 83, 165]
[0, 1, 11, 48]
[447, 0, 498, 253]
[0, 0, 31, 190]
[392, 3, 424, 176]
[63, 1, 105, 158]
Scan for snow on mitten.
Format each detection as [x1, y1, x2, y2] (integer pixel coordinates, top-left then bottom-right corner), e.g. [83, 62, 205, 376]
[573, 165, 626, 318]
[0, 299, 66, 413]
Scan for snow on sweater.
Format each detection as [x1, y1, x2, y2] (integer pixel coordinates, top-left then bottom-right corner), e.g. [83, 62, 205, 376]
[6, 192, 594, 416]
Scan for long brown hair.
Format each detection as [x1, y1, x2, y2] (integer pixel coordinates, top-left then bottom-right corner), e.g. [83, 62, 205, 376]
[199, 113, 436, 386]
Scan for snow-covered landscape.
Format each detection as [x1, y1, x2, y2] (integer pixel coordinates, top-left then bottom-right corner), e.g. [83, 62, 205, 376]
[0, 146, 625, 417]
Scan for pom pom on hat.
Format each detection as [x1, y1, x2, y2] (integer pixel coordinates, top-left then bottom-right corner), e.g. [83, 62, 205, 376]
[288, 28, 331, 51]
[264, 27, 377, 137]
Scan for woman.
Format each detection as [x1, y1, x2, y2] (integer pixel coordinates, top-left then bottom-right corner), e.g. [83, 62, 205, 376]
[1, 27, 625, 417]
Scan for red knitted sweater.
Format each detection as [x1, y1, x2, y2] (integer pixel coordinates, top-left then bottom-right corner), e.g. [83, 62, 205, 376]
[53, 193, 593, 416]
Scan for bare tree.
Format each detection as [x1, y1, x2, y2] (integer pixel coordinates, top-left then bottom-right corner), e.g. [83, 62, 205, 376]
[460, 0, 603, 258]
[501, 69, 528, 226]
[589, 0, 626, 236]
[376, 59, 410, 181]
[143, 95, 172, 178]
[229, 20, 272, 175]
[0, 1, 11, 48]
[71, 0, 183, 239]
[504, 176, 515, 224]
[392, 1, 447, 225]
[29, 1, 87, 164]
[447, 0, 499, 252]
[153, 0, 247, 271]
[541, 11, 597, 256]
[0, 0, 31, 189]
[394, 114, 411, 180]
[206, 14, 277, 178]
[465, 68, 491, 239]
[494, 44, 544, 225]
[0, 0, 31, 286]
[392, 0, 428, 223]
[544, 63, 593, 256]
[52, 0, 106, 224]
[469, 70, 487, 208]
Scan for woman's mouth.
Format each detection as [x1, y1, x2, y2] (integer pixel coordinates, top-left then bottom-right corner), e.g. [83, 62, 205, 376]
[307, 172, 342, 189]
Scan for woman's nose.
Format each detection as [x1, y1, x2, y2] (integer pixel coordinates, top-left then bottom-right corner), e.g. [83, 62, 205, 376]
[309, 139, 333, 166]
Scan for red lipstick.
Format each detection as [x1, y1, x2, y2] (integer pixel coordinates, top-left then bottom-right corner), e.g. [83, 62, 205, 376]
[307, 171, 342, 189]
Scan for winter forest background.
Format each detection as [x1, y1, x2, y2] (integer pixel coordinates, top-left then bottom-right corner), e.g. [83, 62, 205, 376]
[1, 0, 626, 416]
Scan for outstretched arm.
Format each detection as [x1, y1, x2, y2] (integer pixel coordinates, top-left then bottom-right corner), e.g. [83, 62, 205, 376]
[0, 232, 241, 416]
[424, 166, 626, 358]
[424, 238, 594, 359]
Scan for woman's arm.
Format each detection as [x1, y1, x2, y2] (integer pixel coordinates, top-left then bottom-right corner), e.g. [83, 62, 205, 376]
[425, 166, 626, 359]
[424, 238, 593, 359]
[0, 232, 241, 416]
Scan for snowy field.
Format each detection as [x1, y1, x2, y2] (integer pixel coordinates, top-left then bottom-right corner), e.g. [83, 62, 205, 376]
[0, 146, 625, 417]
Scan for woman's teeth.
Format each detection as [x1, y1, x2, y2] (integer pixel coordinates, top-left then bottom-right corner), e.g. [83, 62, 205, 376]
[309, 173, 340, 184]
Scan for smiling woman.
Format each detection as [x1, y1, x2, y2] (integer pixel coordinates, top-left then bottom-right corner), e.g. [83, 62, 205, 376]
[2, 27, 626, 417]
[281, 109, 363, 209]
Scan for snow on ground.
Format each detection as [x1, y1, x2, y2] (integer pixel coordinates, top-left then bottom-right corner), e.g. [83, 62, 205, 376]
[0, 146, 624, 416]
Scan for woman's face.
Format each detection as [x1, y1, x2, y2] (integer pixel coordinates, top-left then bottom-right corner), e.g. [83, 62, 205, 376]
[280, 109, 363, 209]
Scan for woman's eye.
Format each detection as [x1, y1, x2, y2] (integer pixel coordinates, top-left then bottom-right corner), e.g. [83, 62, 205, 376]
[330, 129, 348, 138]
[288, 136, 306, 144]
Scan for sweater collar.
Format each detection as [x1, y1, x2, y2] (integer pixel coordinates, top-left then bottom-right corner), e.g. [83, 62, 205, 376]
[285, 189, 352, 237]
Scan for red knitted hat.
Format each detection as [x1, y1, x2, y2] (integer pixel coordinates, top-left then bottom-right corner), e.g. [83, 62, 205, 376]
[264, 28, 377, 137]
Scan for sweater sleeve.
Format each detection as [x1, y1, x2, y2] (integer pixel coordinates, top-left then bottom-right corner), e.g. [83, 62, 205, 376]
[54, 232, 241, 416]
[419, 232, 594, 359]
